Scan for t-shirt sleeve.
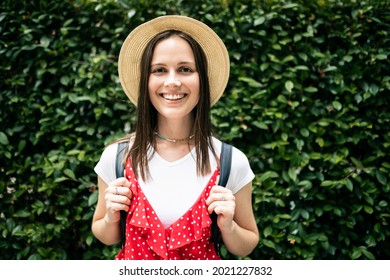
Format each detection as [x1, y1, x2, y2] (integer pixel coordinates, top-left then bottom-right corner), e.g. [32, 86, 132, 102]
[226, 146, 255, 194]
[94, 143, 118, 185]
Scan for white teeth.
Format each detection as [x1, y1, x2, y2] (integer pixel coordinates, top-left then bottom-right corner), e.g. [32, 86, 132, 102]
[163, 94, 185, 100]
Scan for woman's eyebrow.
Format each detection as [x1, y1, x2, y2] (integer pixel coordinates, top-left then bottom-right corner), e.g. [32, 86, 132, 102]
[150, 61, 196, 66]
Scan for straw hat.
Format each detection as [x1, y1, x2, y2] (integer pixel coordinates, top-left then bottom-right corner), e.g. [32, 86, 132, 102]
[118, 15, 230, 106]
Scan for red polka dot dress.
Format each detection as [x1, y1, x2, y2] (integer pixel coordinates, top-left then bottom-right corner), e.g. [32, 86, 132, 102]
[115, 160, 221, 260]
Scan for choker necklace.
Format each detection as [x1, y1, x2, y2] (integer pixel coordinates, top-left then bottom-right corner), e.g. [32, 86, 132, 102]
[154, 131, 194, 143]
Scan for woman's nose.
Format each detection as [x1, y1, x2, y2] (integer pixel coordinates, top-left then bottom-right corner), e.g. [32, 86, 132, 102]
[164, 73, 181, 88]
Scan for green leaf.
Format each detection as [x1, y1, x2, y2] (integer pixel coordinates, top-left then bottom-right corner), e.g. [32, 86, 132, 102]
[275, 198, 285, 207]
[263, 226, 273, 237]
[86, 235, 94, 246]
[351, 248, 362, 259]
[362, 249, 375, 260]
[300, 209, 309, 220]
[282, 3, 299, 9]
[378, 200, 387, 208]
[239, 77, 262, 88]
[254, 16, 265, 26]
[321, 180, 335, 187]
[259, 171, 279, 182]
[376, 170, 387, 185]
[285, 80, 294, 93]
[351, 157, 365, 169]
[375, 54, 387, 60]
[60, 76, 70, 86]
[260, 63, 269, 71]
[293, 34, 302, 42]
[333, 207, 342, 216]
[63, 169, 76, 180]
[332, 101, 342, 111]
[0, 131, 9, 145]
[67, 149, 81, 156]
[363, 206, 374, 214]
[88, 191, 98, 207]
[324, 66, 337, 72]
[300, 128, 310, 137]
[252, 121, 268, 130]
[345, 179, 354, 192]
[14, 210, 30, 218]
[304, 86, 318, 93]
[294, 65, 309, 71]
[262, 239, 276, 249]
[288, 168, 297, 182]
[40, 36, 50, 48]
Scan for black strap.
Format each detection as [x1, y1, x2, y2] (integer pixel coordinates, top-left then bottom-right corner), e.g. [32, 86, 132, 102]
[115, 141, 128, 248]
[219, 142, 233, 187]
[211, 142, 233, 256]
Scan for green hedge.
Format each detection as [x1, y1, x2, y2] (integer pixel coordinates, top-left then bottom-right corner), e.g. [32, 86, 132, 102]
[1, 0, 389, 259]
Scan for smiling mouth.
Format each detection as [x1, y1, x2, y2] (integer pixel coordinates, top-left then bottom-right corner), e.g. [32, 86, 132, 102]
[160, 94, 187, 101]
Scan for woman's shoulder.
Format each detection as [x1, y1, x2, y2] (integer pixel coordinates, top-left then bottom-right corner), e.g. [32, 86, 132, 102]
[99, 135, 134, 159]
[211, 137, 254, 193]
[94, 135, 135, 184]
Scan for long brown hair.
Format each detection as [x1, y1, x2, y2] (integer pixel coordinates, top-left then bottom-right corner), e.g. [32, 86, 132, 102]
[127, 30, 218, 181]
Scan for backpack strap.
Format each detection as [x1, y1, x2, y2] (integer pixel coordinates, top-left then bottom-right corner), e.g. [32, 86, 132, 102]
[115, 141, 128, 248]
[219, 142, 233, 187]
[211, 141, 233, 256]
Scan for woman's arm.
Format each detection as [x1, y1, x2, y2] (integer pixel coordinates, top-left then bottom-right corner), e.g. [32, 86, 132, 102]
[207, 183, 259, 257]
[91, 176, 132, 245]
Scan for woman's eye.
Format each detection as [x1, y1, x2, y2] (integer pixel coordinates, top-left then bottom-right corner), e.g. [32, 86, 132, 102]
[151, 68, 166, 74]
[179, 67, 193, 73]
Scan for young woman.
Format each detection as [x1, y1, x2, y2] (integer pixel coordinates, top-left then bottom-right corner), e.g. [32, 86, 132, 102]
[91, 15, 259, 260]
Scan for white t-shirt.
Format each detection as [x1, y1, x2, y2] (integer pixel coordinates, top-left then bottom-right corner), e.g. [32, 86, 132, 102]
[94, 137, 254, 228]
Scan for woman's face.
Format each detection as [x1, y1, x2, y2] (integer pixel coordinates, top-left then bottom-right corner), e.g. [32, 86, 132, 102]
[148, 35, 200, 121]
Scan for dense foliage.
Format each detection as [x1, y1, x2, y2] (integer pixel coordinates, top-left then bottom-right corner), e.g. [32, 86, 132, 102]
[1, 0, 389, 259]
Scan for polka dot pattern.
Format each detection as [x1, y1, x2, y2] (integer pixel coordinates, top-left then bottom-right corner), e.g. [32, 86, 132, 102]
[115, 161, 221, 260]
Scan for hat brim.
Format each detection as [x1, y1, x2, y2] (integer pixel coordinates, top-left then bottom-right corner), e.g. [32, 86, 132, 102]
[118, 15, 230, 106]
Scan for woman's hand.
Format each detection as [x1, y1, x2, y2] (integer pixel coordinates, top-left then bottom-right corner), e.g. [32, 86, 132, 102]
[104, 177, 133, 224]
[206, 183, 259, 257]
[205, 185, 235, 232]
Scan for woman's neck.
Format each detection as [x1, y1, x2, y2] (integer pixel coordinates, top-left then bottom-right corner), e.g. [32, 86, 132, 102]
[154, 117, 195, 162]
[156, 116, 194, 140]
